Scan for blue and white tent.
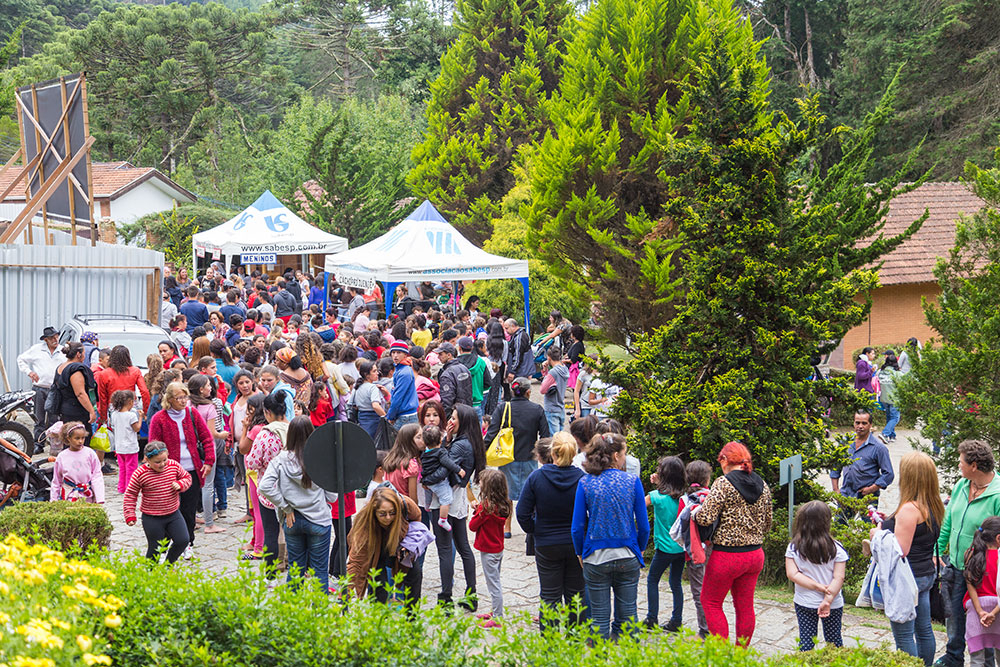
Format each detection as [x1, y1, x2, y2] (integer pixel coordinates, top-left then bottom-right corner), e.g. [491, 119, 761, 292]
[192, 190, 347, 270]
[323, 200, 531, 329]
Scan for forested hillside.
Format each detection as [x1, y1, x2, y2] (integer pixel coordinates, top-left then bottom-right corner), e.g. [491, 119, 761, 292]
[0, 0, 994, 250]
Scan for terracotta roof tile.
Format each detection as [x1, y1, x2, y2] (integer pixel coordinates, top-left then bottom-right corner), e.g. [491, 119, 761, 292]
[0, 161, 194, 201]
[863, 182, 985, 285]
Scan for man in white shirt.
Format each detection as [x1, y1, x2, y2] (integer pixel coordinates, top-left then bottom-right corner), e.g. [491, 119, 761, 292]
[16, 326, 66, 446]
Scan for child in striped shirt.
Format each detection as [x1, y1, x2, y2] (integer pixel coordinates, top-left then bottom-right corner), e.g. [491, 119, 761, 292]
[124, 441, 193, 563]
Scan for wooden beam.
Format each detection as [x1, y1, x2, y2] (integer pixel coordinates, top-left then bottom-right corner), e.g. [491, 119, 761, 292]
[0, 136, 95, 244]
[0, 153, 41, 206]
[60, 77, 78, 245]
[16, 89, 89, 206]
[0, 148, 22, 181]
[80, 75, 96, 247]
[27, 84, 49, 243]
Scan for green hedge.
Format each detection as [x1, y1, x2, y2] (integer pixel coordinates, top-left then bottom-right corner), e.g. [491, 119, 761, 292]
[0, 531, 923, 667]
[0, 501, 112, 551]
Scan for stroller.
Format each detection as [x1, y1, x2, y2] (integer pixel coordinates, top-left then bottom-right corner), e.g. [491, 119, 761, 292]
[531, 335, 555, 380]
[0, 436, 53, 508]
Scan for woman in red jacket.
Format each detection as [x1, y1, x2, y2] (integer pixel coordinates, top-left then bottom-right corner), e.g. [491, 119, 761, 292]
[97, 346, 151, 423]
[148, 381, 215, 560]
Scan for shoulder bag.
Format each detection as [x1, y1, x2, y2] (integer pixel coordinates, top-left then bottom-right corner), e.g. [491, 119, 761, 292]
[486, 402, 515, 467]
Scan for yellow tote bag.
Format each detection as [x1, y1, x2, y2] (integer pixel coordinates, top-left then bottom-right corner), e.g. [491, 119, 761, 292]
[486, 402, 515, 467]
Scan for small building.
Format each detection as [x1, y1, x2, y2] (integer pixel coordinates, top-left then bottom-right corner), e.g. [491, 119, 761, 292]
[0, 161, 196, 241]
[829, 181, 986, 369]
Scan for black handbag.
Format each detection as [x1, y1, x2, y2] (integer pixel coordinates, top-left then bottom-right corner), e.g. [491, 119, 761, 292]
[930, 534, 948, 624]
[374, 417, 398, 451]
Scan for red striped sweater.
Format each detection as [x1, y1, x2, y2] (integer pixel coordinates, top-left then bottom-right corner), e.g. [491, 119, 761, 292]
[123, 460, 192, 522]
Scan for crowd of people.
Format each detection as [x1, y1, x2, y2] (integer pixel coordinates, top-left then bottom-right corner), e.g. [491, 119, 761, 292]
[17, 267, 1000, 662]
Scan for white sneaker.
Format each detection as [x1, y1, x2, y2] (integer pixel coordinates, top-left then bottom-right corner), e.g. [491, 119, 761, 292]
[183, 546, 193, 560]
[877, 433, 889, 444]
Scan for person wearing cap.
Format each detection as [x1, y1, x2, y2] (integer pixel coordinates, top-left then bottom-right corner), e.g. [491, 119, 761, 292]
[436, 342, 472, 414]
[455, 337, 489, 419]
[485, 376, 550, 537]
[385, 341, 419, 427]
[17, 326, 67, 446]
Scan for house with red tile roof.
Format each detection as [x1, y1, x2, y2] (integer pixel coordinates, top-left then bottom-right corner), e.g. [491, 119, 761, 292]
[0, 161, 196, 241]
[829, 181, 986, 369]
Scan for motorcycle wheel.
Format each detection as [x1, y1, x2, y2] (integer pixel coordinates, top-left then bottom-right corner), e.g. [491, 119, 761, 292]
[0, 421, 33, 455]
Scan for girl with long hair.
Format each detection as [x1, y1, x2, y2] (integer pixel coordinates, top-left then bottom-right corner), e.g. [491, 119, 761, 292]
[384, 424, 423, 504]
[230, 369, 258, 523]
[346, 486, 422, 605]
[882, 451, 946, 664]
[237, 392, 268, 556]
[644, 456, 687, 631]
[470, 468, 512, 627]
[188, 374, 228, 534]
[964, 516, 1000, 666]
[785, 501, 848, 651]
[243, 391, 289, 571]
[259, 416, 336, 591]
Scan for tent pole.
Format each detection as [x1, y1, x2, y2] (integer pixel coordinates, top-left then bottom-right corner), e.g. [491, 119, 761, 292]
[384, 281, 398, 320]
[323, 272, 329, 315]
[518, 277, 530, 336]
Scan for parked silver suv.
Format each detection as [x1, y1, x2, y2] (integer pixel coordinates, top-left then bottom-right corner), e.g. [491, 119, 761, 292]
[58, 314, 169, 370]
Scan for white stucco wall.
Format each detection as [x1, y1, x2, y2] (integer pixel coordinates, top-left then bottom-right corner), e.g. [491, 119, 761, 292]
[109, 178, 194, 225]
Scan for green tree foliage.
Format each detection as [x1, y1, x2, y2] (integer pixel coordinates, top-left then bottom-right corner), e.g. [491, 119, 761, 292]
[897, 153, 1000, 464]
[408, 0, 572, 243]
[833, 0, 1000, 179]
[473, 176, 589, 331]
[300, 94, 423, 244]
[0, 25, 22, 118]
[606, 36, 926, 484]
[0, 0, 114, 57]
[13, 3, 291, 172]
[523, 0, 747, 345]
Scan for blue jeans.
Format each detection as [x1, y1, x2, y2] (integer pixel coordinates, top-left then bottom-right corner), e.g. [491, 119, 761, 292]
[214, 465, 235, 511]
[545, 410, 565, 436]
[944, 565, 995, 667]
[883, 404, 901, 440]
[394, 412, 418, 428]
[500, 460, 538, 501]
[283, 511, 331, 593]
[583, 557, 641, 639]
[646, 549, 685, 626]
[890, 572, 935, 665]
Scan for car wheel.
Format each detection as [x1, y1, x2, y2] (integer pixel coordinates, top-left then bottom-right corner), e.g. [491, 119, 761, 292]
[0, 421, 33, 455]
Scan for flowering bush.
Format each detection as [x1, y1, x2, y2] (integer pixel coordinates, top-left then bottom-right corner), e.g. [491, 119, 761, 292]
[0, 534, 120, 667]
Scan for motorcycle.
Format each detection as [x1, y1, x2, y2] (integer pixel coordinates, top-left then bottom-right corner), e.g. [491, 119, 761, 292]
[0, 391, 36, 455]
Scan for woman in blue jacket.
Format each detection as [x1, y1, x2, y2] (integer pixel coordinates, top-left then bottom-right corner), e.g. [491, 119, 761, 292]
[571, 432, 650, 639]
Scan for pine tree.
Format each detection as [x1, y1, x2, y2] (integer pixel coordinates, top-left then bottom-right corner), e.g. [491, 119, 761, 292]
[897, 152, 1000, 464]
[407, 0, 572, 243]
[606, 37, 927, 483]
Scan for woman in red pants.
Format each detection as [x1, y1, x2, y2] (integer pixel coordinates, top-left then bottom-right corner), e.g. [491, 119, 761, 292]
[695, 441, 773, 646]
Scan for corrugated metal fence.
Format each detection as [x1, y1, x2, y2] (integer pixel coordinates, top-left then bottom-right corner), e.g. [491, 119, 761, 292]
[0, 240, 164, 392]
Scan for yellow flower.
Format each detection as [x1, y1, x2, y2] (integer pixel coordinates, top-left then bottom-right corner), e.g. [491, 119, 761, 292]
[103, 613, 122, 629]
[11, 657, 55, 667]
[82, 654, 111, 667]
[0, 610, 9, 623]
[76, 634, 93, 652]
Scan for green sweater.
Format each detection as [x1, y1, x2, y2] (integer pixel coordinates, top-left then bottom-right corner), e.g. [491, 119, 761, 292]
[937, 475, 1000, 569]
[468, 355, 489, 406]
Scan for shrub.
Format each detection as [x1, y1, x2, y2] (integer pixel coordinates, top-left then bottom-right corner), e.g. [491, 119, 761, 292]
[0, 533, 120, 666]
[0, 501, 112, 551]
[771, 646, 923, 666]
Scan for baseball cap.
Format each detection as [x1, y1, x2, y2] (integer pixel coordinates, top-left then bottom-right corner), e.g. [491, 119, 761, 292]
[457, 336, 474, 351]
[437, 342, 457, 356]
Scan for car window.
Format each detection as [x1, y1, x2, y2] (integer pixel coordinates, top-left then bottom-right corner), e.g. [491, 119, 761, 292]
[95, 335, 164, 369]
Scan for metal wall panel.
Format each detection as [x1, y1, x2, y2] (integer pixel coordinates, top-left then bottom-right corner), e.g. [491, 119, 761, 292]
[0, 240, 163, 391]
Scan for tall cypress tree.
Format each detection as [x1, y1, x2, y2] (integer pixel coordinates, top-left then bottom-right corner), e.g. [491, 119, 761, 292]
[407, 0, 572, 243]
[522, 0, 759, 344]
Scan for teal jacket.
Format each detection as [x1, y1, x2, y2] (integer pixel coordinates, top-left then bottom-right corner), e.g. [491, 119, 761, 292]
[938, 475, 1000, 569]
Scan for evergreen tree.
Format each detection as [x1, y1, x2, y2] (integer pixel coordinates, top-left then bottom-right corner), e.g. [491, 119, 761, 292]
[897, 153, 1000, 464]
[407, 0, 572, 243]
[606, 38, 927, 483]
[523, 0, 756, 345]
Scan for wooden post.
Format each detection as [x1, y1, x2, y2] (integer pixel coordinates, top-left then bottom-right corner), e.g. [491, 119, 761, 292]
[59, 76, 78, 245]
[28, 83, 50, 244]
[80, 75, 96, 246]
[15, 87, 30, 244]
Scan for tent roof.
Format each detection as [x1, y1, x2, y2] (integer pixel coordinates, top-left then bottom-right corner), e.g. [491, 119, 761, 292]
[323, 200, 529, 286]
[192, 190, 347, 257]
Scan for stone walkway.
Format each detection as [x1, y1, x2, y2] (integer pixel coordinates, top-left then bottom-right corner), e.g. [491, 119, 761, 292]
[96, 427, 948, 659]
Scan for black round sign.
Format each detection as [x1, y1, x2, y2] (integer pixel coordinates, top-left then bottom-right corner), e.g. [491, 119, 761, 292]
[303, 421, 377, 494]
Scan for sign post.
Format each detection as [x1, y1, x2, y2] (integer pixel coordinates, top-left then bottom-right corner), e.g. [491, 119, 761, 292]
[303, 420, 376, 580]
[779, 453, 803, 540]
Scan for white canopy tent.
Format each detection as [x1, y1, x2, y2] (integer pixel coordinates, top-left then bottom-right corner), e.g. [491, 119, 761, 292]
[192, 190, 347, 274]
[323, 200, 531, 330]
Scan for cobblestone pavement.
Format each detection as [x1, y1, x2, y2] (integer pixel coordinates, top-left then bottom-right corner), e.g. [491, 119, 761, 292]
[95, 428, 947, 659]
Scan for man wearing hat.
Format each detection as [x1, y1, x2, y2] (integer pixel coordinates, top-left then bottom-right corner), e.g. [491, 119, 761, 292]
[385, 341, 419, 427]
[455, 337, 489, 418]
[17, 326, 66, 446]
